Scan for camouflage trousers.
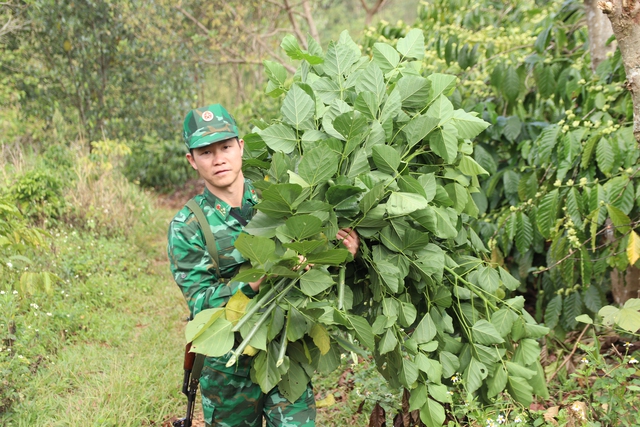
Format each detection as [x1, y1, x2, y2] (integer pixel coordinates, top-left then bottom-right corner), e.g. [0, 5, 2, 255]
[201, 367, 316, 427]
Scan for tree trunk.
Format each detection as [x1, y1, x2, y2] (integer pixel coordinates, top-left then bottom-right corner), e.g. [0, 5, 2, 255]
[611, 265, 640, 304]
[584, 0, 616, 70]
[598, 1, 640, 305]
[599, 0, 640, 143]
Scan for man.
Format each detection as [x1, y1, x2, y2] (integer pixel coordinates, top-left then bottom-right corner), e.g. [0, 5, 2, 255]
[167, 104, 359, 427]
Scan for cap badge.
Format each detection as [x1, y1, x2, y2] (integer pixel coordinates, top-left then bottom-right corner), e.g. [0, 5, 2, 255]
[202, 111, 214, 122]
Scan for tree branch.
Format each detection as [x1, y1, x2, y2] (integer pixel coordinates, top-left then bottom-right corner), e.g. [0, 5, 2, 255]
[301, 0, 320, 44]
[282, 0, 307, 48]
[174, 5, 210, 35]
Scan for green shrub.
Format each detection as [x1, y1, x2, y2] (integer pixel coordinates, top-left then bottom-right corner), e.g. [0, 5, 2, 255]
[9, 169, 67, 223]
[123, 134, 195, 191]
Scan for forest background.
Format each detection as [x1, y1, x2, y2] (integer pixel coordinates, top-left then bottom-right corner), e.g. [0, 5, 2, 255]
[1, 0, 640, 426]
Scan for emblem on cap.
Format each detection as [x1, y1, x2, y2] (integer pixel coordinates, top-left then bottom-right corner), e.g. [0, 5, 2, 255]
[202, 111, 214, 122]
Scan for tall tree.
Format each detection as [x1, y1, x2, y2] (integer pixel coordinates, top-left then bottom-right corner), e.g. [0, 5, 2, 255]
[599, 0, 640, 143]
[15, 0, 195, 145]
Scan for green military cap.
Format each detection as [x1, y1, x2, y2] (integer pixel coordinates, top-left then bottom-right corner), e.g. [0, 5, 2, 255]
[183, 104, 239, 150]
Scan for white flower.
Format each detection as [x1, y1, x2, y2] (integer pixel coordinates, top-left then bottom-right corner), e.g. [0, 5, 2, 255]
[30, 303, 39, 310]
[12, 290, 18, 295]
[6, 262, 12, 269]
[0, 291, 5, 295]
[629, 357, 638, 365]
[580, 357, 589, 364]
[497, 414, 505, 424]
[46, 312, 52, 316]
[623, 342, 632, 348]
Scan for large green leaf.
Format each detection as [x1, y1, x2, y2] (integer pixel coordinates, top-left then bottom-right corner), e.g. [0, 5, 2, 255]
[379, 328, 398, 355]
[300, 269, 335, 296]
[306, 249, 350, 265]
[403, 114, 440, 149]
[234, 233, 276, 266]
[430, 125, 458, 163]
[399, 358, 419, 388]
[185, 307, 226, 342]
[371, 145, 401, 174]
[280, 34, 323, 64]
[282, 84, 315, 131]
[515, 211, 533, 254]
[413, 244, 445, 279]
[414, 313, 437, 344]
[259, 123, 298, 153]
[387, 192, 429, 216]
[464, 357, 488, 393]
[397, 75, 431, 109]
[263, 60, 287, 87]
[420, 398, 445, 427]
[596, 137, 615, 175]
[354, 92, 378, 119]
[278, 359, 310, 404]
[342, 314, 374, 349]
[298, 147, 340, 186]
[501, 65, 521, 103]
[606, 203, 631, 234]
[333, 111, 368, 152]
[252, 344, 282, 393]
[439, 351, 460, 378]
[284, 214, 323, 241]
[397, 28, 425, 60]
[536, 124, 560, 165]
[471, 319, 505, 345]
[427, 73, 457, 102]
[355, 62, 386, 105]
[372, 42, 399, 73]
[312, 77, 341, 104]
[451, 109, 490, 138]
[507, 376, 533, 407]
[191, 316, 234, 357]
[282, 240, 325, 255]
[536, 190, 558, 239]
[324, 41, 358, 78]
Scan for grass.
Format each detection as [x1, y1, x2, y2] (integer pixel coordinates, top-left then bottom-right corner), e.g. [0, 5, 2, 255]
[1, 217, 190, 426]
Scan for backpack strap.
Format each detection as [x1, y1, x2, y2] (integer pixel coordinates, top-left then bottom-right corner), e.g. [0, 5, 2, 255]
[185, 199, 221, 279]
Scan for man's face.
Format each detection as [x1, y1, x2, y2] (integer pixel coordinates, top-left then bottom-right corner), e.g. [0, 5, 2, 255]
[186, 138, 244, 195]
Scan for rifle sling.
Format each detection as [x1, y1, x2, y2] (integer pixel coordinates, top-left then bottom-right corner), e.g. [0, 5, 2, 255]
[185, 199, 221, 278]
[229, 209, 248, 226]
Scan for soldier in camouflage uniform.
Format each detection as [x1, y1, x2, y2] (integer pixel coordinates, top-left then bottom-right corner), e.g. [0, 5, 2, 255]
[168, 104, 360, 427]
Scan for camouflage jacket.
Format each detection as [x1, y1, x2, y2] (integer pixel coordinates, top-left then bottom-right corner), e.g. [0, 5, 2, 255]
[168, 180, 260, 376]
[167, 179, 260, 317]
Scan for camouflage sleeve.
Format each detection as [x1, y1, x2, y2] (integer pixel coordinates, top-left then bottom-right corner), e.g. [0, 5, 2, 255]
[167, 218, 256, 316]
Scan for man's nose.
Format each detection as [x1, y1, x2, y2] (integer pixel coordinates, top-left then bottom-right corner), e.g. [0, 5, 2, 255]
[212, 150, 225, 164]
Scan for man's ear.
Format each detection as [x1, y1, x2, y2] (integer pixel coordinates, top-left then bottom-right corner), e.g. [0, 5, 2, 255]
[238, 138, 244, 155]
[186, 152, 198, 170]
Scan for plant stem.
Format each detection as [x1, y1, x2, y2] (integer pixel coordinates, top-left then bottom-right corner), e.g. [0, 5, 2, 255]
[337, 265, 346, 310]
[232, 276, 288, 333]
[227, 277, 299, 367]
[547, 323, 590, 383]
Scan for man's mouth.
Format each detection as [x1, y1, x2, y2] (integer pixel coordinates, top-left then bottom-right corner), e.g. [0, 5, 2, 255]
[215, 169, 229, 175]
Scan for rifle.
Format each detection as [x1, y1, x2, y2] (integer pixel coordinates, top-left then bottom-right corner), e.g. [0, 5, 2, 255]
[173, 342, 204, 427]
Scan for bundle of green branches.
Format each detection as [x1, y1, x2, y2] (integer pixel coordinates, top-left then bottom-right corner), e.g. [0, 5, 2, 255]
[186, 30, 549, 426]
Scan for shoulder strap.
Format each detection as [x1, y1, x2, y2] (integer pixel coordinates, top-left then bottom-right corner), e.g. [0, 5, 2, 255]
[185, 199, 221, 278]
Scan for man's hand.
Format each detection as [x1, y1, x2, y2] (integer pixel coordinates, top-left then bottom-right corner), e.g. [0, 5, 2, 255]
[248, 275, 265, 292]
[337, 228, 360, 257]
